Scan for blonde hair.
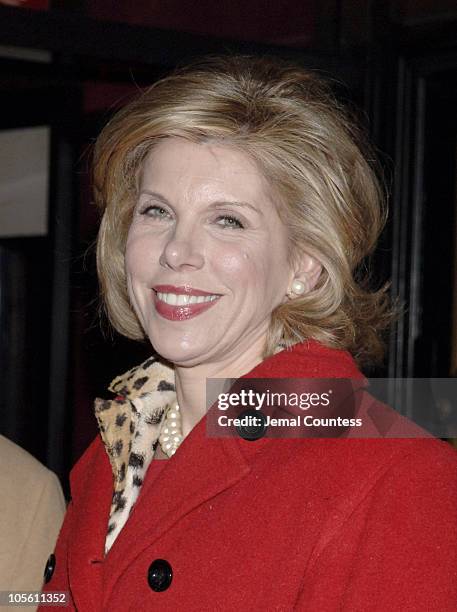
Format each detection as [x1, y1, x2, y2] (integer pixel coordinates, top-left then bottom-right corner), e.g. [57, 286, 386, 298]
[93, 54, 393, 367]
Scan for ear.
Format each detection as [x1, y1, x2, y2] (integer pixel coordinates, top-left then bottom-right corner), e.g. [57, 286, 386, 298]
[298, 251, 322, 292]
[284, 251, 322, 301]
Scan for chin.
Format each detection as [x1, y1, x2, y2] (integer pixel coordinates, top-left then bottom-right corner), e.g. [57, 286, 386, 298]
[147, 335, 211, 366]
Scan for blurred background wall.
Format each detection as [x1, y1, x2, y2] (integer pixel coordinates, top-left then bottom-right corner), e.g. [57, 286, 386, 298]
[0, 0, 456, 492]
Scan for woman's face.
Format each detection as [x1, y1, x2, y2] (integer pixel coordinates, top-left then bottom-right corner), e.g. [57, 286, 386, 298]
[125, 137, 295, 368]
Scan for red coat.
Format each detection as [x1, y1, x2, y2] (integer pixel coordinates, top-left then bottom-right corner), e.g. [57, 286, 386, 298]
[40, 342, 457, 611]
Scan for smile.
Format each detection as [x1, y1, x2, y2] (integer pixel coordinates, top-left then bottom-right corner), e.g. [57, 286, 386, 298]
[152, 288, 221, 321]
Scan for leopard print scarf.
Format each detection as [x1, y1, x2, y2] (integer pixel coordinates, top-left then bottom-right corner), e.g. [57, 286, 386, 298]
[94, 356, 177, 554]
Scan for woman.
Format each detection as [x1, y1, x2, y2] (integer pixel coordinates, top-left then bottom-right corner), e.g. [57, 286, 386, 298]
[41, 56, 457, 611]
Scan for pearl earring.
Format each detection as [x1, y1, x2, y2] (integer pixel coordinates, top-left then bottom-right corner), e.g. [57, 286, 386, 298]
[291, 280, 306, 295]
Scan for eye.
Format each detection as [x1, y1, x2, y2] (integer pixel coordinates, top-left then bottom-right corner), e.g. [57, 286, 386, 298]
[215, 214, 244, 229]
[140, 204, 172, 219]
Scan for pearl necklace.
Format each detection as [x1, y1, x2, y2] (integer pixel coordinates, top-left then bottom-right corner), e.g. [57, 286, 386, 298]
[158, 402, 183, 457]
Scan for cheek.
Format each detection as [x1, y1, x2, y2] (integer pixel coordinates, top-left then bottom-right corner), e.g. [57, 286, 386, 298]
[218, 249, 247, 272]
[248, 242, 290, 298]
[125, 232, 156, 281]
[213, 247, 258, 286]
[214, 247, 275, 298]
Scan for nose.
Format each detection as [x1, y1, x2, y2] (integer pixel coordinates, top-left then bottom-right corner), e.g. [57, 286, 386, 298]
[159, 226, 205, 271]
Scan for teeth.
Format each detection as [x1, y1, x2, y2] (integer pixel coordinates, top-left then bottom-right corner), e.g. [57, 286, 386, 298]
[156, 292, 219, 306]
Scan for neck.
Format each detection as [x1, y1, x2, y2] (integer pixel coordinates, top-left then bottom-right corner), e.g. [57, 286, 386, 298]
[174, 342, 267, 438]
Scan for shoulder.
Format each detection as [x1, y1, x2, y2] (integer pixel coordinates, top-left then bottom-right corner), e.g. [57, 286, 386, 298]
[323, 437, 457, 527]
[370, 437, 457, 503]
[331, 436, 457, 492]
[0, 434, 63, 498]
[293, 437, 457, 547]
[266, 436, 457, 506]
[0, 433, 47, 474]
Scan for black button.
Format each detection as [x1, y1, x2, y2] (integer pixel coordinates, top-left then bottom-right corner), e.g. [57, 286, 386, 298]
[147, 559, 173, 592]
[236, 409, 268, 441]
[43, 553, 56, 584]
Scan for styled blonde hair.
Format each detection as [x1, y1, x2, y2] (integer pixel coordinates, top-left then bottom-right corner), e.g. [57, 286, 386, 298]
[93, 54, 393, 367]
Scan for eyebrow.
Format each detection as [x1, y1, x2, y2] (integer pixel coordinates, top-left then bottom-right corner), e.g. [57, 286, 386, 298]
[138, 190, 264, 216]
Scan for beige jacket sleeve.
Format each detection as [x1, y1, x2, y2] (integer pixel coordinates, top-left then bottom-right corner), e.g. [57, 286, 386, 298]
[0, 434, 66, 602]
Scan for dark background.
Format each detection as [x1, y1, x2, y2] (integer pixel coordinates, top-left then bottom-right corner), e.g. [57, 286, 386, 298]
[1, 0, 457, 493]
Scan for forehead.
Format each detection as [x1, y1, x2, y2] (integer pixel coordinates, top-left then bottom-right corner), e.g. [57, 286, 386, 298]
[138, 137, 274, 203]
